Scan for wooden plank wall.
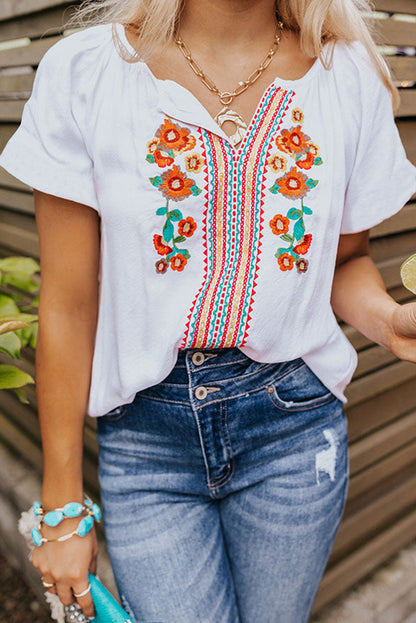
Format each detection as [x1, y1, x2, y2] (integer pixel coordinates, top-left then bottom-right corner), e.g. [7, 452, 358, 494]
[0, 0, 415, 614]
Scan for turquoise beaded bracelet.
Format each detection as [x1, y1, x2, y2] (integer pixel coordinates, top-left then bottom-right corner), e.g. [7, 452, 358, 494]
[30, 497, 101, 548]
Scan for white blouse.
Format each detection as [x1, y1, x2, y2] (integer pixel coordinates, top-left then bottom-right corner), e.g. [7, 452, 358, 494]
[1, 23, 415, 417]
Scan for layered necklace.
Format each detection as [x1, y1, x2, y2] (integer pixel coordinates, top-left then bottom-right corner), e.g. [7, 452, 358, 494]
[175, 20, 284, 147]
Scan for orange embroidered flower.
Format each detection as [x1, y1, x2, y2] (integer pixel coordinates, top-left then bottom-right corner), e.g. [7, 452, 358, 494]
[153, 149, 175, 168]
[178, 217, 197, 237]
[278, 253, 295, 271]
[295, 152, 315, 170]
[170, 254, 188, 271]
[276, 126, 311, 155]
[270, 214, 290, 236]
[275, 167, 310, 199]
[185, 152, 205, 174]
[266, 153, 287, 174]
[155, 258, 169, 273]
[160, 165, 195, 201]
[292, 108, 304, 124]
[307, 142, 320, 157]
[293, 234, 312, 255]
[153, 234, 173, 256]
[156, 120, 195, 153]
[147, 138, 159, 155]
[296, 258, 309, 273]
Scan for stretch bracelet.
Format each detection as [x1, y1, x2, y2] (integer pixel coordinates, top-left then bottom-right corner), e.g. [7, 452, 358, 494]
[31, 515, 95, 547]
[32, 497, 101, 527]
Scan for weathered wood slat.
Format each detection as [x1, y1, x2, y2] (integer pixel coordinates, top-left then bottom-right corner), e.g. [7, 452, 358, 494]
[370, 230, 416, 263]
[0, 220, 39, 254]
[397, 90, 416, 121]
[346, 376, 416, 442]
[0, 71, 34, 93]
[0, 6, 76, 42]
[0, 168, 30, 191]
[349, 409, 416, 475]
[388, 56, 416, 82]
[378, 19, 416, 47]
[0, 35, 60, 68]
[312, 509, 416, 612]
[0, 1, 70, 22]
[0, 124, 19, 151]
[375, 0, 416, 13]
[346, 360, 416, 408]
[0, 188, 34, 214]
[353, 344, 398, 379]
[371, 201, 416, 237]
[348, 437, 416, 501]
[0, 100, 25, 121]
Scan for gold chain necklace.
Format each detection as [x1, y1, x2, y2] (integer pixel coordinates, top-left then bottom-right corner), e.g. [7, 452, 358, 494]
[175, 21, 284, 147]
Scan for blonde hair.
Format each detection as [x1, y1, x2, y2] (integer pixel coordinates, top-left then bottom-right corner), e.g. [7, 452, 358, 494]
[66, 0, 399, 111]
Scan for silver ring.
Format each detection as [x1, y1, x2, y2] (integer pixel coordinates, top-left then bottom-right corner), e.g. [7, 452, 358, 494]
[73, 584, 91, 598]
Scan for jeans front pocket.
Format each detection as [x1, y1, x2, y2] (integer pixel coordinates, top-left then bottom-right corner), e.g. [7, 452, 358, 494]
[265, 359, 337, 412]
[98, 402, 131, 422]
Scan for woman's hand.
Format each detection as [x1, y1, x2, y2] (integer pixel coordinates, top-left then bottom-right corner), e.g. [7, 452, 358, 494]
[32, 517, 98, 619]
[389, 301, 416, 361]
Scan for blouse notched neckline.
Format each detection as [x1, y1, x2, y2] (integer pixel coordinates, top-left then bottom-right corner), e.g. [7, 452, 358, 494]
[0, 23, 415, 417]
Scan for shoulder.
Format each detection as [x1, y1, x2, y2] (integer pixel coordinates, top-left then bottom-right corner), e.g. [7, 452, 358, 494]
[326, 39, 387, 90]
[36, 24, 114, 83]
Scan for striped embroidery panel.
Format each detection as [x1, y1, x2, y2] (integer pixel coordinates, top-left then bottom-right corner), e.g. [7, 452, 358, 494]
[182, 85, 294, 349]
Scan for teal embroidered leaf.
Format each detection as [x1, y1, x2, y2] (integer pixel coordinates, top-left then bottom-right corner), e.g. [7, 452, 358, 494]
[314, 157, 323, 166]
[177, 249, 191, 259]
[269, 184, 279, 194]
[146, 154, 155, 164]
[275, 248, 287, 258]
[190, 185, 202, 196]
[280, 234, 294, 243]
[306, 178, 318, 188]
[163, 221, 174, 243]
[169, 209, 183, 221]
[156, 207, 166, 216]
[294, 219, 305, 241]
[174, 235, 186, 244]
[287, 208, 302, 220]
[150, 176, 163, 187]
[303, 206, 313, 215]
[166, 251, 175, 261]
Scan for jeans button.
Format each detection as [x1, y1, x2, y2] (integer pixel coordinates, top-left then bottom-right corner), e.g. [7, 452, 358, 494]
[195, 386, 208, 400]
[192, 351, 206, 366]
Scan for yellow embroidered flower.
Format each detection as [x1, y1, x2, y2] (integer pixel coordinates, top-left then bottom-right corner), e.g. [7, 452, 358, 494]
[292, 108, 304, 124]
[307, 142, 320, 157]
[147, 138, 159, 155]
[185, 152, 205, 174]
[266, 153, 287, 174]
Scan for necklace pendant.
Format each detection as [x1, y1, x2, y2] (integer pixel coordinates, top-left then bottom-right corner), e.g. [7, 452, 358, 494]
[214, 107, 248, 148]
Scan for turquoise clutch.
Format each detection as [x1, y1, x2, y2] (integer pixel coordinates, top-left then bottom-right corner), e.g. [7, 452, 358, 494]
[89, 574, 133, 623]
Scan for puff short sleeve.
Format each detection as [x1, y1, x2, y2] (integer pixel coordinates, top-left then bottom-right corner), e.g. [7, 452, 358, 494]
[340, 44, 416, 234]
[0, 38, 98, 210]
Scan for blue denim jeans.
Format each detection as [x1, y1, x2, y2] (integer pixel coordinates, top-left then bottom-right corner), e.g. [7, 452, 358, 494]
[96, 348, 349, 623]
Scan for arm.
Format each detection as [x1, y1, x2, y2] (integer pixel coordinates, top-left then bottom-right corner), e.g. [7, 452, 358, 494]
[32, 189, 100, 618]
[331, 231, 416, 361]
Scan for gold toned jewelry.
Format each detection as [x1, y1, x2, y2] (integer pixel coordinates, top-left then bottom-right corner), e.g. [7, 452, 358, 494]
[175, 21, 284, 147]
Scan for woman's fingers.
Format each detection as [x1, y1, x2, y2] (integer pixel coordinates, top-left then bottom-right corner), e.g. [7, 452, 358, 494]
[56, 582, 74, 607]
[41, 574, 57, 594]
[73, 580, 95, 619]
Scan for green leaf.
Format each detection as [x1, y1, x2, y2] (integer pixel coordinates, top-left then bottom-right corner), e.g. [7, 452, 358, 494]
[294, 219, 305, 241]
[163, 220, 174, 242]
[0, 313, 38, 323]
[177, 249, 190, 259]
[269, 184, 279, 194]
[287, 208, 302, 220]
[0, 320, 29, 336]
[156, 207, 166, 216]
[146, 154, 155, 164]
[303, 206, 313, 215]
[1, 272, 40, 293]
[173, 235, 186, 244]
[275, 248, 287, 258]
[15, 325, 33, 348]
[0, 257, 40, 274]
[31, 295, 40, 308]
[149, 176, 163, 187]
[314, 157, 323, 166]
[169, 209, 183, 222]
[280, 234, 294, 243]
[29, 322, 38, 349]
[11, 387, 30, 404]
[0, 332, 21, 359]
[166, 251, 175, 261]
[0, 294, 20, 316]
[306, 178, 318, 188]
[191, 185, 202, 196]
[0, 364, 34, 389]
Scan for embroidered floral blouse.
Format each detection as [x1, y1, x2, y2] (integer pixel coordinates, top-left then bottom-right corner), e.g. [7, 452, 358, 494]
[1, 23, 415, 417]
